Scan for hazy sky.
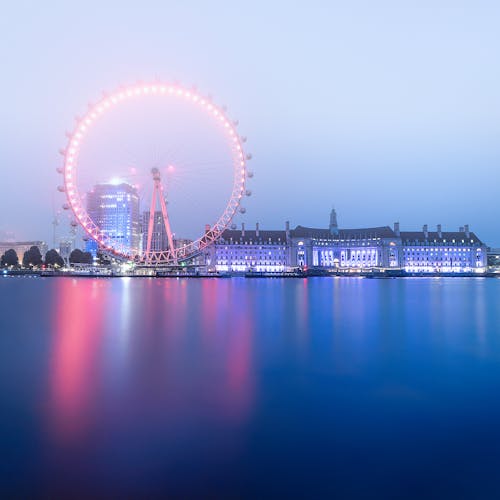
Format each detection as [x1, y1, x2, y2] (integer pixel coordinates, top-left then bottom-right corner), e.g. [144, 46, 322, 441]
[1, 0, 500, 246]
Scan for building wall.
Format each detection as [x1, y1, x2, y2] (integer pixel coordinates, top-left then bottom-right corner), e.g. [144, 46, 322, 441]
[207, 228, 288, 272]
[488, 248, 500, 270]
[84, 239, 98, 258]
[87, 183, 140, 255]
[142, 211, 169, 252]
[289, 236, 401, 269]
[210, 243, 288, 272]
[400, 229, 487, 272]
[209, 222, 488, 274]
[402, 244, 486, 272]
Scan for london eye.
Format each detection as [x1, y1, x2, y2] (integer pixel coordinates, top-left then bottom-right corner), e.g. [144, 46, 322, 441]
[56, 82, 252, 265]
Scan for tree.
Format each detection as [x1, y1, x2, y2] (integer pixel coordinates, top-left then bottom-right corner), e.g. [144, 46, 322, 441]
[82, 251, 93, 264]
[1, 249, 19, 267]
[69, 249, 93, 265]
[45, 249, 65, 268]
[69, 249, 84, 264]
[22, 246, 43, 268]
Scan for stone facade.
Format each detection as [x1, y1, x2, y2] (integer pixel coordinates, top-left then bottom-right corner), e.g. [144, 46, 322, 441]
[207, 210, 488, 273]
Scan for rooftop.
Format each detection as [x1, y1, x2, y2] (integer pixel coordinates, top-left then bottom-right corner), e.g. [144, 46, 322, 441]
[291, 225, 396, 239]
[400, 231, 483, 245]
[218, 229, 287, 244]
[216, 222, 486, 246]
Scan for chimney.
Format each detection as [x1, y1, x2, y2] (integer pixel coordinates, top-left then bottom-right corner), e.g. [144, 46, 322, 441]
[394, 222, 400, 237]
[285, 221, 290, 240]
[459, 226, 464, 233]
[256, 222, 260, 238]
[464, 224, 470, 238]
[423, 224, 428, 238]
[241, 222, 245, 237]
[437, 224, 442, 238]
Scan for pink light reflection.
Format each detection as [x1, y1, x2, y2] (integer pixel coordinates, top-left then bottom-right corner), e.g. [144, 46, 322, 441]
[47, 279, 105, 445]
[200, 280, 255, 422]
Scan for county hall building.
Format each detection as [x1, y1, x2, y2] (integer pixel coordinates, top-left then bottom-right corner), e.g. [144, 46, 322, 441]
[207, 209, 488, 273]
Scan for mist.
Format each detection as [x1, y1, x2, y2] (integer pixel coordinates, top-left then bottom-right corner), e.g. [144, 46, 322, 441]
[1, 0, 499, 246]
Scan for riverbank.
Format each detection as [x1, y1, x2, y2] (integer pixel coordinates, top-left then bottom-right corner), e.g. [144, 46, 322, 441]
[2, 268, 499, 278]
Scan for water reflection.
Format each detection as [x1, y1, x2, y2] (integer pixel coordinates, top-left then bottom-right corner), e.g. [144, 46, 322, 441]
[1, 276, 500, 496]
[49, 279, 106, 443]
[47, 278, 256, 452]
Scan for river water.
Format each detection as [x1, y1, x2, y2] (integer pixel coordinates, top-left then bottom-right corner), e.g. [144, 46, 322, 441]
[1, 276, 500, 497]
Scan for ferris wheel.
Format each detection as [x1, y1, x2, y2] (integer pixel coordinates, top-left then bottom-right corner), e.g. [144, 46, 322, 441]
[56, 81, 253, 265]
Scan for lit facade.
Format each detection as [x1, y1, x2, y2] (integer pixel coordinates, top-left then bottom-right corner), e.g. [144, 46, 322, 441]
[208, 210, 488, 274]
[289, 225, 400, 269]
[488, 248, 500, 270]
[84, 238, 98, 258]
[207, 224, 288, 272]
[400, 225, 486, 272]
[86, 183, 141, 255]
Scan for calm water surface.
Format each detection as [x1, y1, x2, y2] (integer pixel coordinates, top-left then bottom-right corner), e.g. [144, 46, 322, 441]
[1, 277, 500, 498]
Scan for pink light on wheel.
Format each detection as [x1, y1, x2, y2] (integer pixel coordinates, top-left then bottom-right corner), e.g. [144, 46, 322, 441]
[59, 80, 251, 265]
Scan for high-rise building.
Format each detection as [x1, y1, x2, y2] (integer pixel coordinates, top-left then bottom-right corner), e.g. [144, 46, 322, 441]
[87, 183, 140, 255]
[84, 238, 98, 258]
[141, 211, 169, 252]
